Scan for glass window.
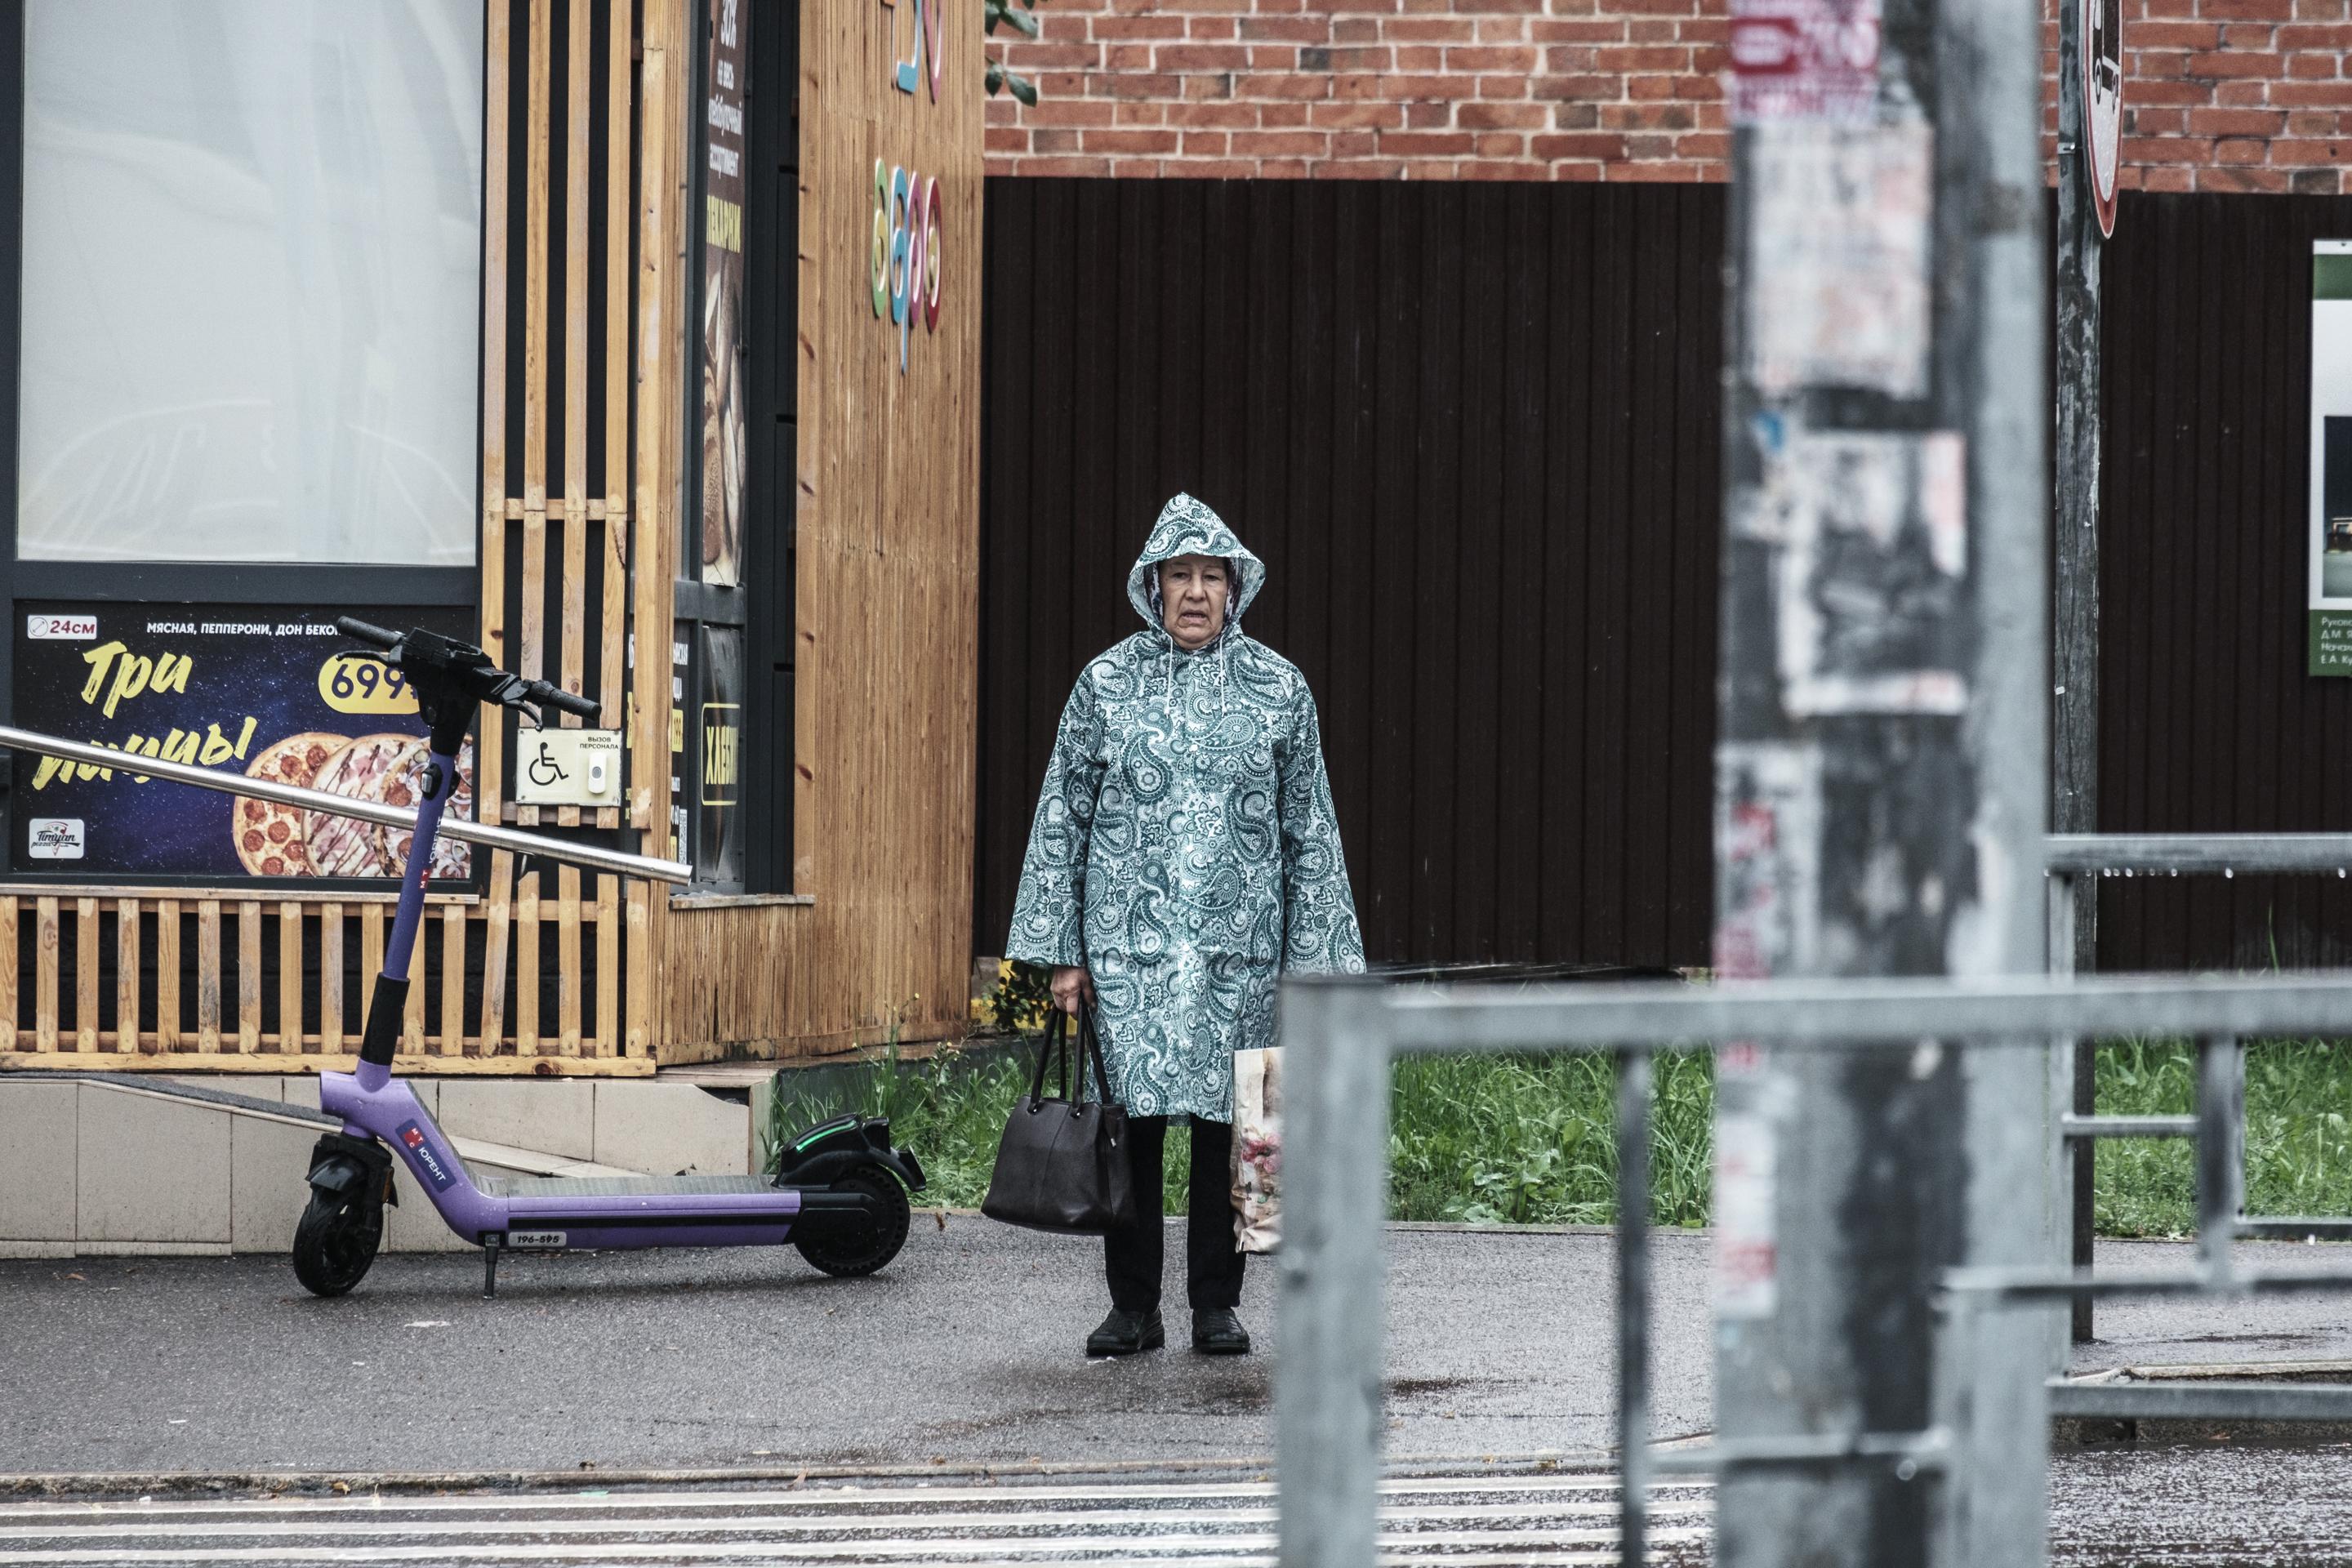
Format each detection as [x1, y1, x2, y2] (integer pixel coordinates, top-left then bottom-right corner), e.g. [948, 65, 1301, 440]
[18, 1, 483, 565]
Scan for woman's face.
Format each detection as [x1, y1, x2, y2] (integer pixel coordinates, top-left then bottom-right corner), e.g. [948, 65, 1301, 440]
[1159, 555, 1232, 650]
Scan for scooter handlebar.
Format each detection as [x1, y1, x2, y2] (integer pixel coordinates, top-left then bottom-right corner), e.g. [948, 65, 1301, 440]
[334, 616, 403, 650]
[526, 681, 603, 721]
[336, 617, 602, 722]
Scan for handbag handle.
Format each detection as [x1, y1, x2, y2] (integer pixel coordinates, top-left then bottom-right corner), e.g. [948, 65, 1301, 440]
[1027, 1009, 1066, 1104]
[1027, 1004, 1116, 1107]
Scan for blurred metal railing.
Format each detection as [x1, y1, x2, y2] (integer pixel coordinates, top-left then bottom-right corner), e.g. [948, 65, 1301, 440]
[2048, 834, 2352, 1347]
[1275, 969, 2352, 1568]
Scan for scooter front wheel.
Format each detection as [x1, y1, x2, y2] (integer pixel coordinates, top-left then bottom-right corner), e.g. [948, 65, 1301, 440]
[292, 1189, 385, 1297]
[794, 1165, 911, 1278]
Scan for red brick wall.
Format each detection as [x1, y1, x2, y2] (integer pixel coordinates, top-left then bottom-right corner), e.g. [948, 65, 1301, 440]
[982, 0, 2352, 192]
[984, 0, 1731, 181]
[2073, 0, 2352, 194]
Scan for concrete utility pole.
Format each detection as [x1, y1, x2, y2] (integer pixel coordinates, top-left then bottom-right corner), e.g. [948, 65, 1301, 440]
[1713, 0, 2051, 1559]
[2052, 0, 2107, 1349]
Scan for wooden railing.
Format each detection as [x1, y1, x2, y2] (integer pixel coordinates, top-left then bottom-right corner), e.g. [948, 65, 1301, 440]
[0, 878, 637, 1074]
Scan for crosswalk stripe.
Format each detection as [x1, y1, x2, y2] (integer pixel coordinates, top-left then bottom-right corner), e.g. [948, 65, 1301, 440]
[0, 1526, 1713, 1566]
[0, 1473, 1708, 1566]
[0, 1472, 1704, 1519]
[0, 1499, 1711, 1543]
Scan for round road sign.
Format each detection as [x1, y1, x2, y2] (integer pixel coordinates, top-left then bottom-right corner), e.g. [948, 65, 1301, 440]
[2082, 0, 2122, 236]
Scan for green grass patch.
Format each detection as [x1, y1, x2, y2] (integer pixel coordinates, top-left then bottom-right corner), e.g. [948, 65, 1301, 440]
[764, 1036, 2352, 1236]
[2091, 1038, 2352, 1237]
[767, 1040, 1713, 1226]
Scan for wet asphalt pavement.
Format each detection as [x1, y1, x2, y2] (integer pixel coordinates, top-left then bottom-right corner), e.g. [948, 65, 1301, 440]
[0, 1219, 1716, 1476]
[7, 1227, 2352, 1561]
[2076, 1237, 2352, 1372]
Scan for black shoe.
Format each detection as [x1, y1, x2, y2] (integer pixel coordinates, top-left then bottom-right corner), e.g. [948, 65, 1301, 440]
[1192, 1308, 1252, 1356]
[1087, 1307, 1165, 1357]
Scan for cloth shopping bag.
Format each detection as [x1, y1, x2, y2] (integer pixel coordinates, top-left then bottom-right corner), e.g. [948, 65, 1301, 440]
[1231, 1045, 1281, 1254]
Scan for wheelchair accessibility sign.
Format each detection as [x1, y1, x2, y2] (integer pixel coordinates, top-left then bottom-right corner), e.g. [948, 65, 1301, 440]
[513, 728, 622, 808]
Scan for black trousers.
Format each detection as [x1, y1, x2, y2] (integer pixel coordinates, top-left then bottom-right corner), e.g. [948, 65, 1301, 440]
[1103, 1115, 1245, 1315]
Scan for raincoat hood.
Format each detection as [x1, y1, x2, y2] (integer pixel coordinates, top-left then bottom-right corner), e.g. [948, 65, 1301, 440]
[1125, 493, 1267, 636]
[1010, 486, 1366, 1118]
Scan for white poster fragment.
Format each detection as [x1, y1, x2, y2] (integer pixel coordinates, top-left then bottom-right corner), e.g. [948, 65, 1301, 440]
[1746, 429, 1968, 717]
[1713, 1043, 1793, 1319]
[1747, 122, 1931, 399]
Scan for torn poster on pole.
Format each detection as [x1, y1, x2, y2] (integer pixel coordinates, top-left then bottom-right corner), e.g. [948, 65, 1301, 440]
[1730, 0, 1881, 126]
[1746, 122, 1931, 399]
[1742, 428, 1969, 716]
[1713, 1057, 1788, 1321]
[1714, 742, 1824, 980]
[1711, 742, 1802, 1321]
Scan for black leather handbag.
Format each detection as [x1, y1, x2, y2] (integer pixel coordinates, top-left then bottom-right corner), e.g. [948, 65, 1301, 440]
[981, 1008, 1137, 1234]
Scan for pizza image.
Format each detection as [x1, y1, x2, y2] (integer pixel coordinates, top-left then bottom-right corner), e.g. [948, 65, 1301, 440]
[231, 731, 348, 879]
[376, 738, 475, 880]
[304, 733, 416, 877]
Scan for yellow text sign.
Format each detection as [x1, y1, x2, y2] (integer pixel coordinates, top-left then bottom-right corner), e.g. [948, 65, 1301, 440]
[318, 653, 421, 715]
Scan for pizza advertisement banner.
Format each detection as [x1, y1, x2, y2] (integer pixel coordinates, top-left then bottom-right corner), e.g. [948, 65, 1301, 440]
[10, 604, 478, 882]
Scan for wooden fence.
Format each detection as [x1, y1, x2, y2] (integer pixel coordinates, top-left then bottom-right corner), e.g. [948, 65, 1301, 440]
[2095, 189, 2352, 973]
[980, 180, 2352, 976]
[0, 888, 616, 1065]
[978, 176, 1726, 970]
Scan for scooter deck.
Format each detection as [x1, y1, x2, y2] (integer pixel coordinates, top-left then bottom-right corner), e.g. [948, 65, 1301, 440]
[477, 1173, 782, 1199]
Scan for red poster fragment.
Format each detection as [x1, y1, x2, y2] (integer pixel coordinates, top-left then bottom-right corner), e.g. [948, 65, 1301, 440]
[1730, 0, 1881, 126]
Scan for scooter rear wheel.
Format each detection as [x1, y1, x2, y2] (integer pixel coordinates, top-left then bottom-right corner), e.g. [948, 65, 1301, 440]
[794, 1165, 911, 1277]
[292, 1189, 384, 1298]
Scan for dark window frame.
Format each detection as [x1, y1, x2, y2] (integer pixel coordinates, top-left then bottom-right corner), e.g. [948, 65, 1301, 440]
[0, 2, 482, 889]
[679, 0, 795, 895]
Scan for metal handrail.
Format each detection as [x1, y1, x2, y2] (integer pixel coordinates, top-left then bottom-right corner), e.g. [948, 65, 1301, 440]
[1276, 970, 2352, 1568]
[0, 724, 690, 884]
[1379, 970, 2352, 1050]
[2043, 830, 2352, 1348]
[2047, 832, 2352, 875]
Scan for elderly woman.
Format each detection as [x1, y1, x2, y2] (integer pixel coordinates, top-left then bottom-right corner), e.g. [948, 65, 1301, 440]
[1008, 492, 1365, 1358]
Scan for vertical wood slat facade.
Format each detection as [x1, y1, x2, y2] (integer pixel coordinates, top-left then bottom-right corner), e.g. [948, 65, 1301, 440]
[976, 178, 1726, 971]
[644, 0, 984, 1062]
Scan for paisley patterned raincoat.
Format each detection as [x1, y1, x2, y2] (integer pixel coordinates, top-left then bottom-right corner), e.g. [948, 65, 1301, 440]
[1007, 495, 1365, 1121]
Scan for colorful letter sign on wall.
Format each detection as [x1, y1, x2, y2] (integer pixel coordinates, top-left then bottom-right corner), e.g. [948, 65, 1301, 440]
[872, 0, 945, 373]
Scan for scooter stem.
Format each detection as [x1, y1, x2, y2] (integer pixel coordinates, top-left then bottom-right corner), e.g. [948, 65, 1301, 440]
[354, 749, 460, 1092]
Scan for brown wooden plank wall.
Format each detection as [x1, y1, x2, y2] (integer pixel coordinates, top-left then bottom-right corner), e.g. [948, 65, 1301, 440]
[977, 178, 1725, 969]
[643, 1, 984, 1062]
[2096, 189, 2352, 972]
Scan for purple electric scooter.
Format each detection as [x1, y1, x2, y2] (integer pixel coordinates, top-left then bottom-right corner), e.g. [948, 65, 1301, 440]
[294, 618, 921, 1299]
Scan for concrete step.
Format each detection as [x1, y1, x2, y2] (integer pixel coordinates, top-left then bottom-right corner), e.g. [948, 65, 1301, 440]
[0, 1071, 758, 1258]
[182, 1072, 759, 1177]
